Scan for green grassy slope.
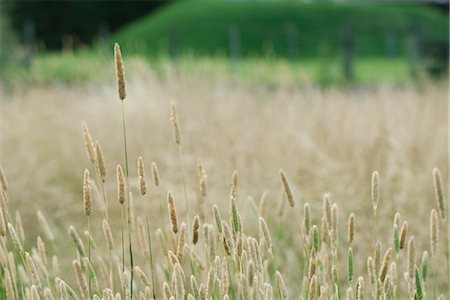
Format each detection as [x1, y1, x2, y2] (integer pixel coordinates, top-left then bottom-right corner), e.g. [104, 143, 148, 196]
[113, 1, 448, 58]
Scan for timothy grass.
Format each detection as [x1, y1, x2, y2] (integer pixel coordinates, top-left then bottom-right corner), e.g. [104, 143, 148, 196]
[0, 44, 448, 299]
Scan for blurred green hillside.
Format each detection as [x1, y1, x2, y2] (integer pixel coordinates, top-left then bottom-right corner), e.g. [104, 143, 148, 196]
[2, 2, 448, 86]
[114, 2, 448, 58]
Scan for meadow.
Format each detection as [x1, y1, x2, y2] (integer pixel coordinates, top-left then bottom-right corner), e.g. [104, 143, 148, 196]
[0, 45, 448, 299]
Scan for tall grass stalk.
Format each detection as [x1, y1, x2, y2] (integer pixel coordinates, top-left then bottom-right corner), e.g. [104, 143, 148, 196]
[87, 217, 91, 298]
[145, 217, 157, 299]
[120, 100, 134, 299]
[115, 41, 134, 298]
[170, 101, 191, 241]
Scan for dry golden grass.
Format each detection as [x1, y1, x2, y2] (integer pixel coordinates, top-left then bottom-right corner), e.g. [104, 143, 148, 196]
[0, 59, 448, 299]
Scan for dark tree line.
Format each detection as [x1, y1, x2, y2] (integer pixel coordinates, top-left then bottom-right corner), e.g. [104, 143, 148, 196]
[3, 0, 172, 50]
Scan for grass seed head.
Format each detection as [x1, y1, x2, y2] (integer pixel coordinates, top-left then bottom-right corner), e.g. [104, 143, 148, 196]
[393, 212, 401, 229]
[259, 216, 272, 252]
[116, 164, 125, 204]
[430, 209, 439, 256]
[83, 169, 91, 216]
[371, 171, 379, 214]
[37, 236, 47, 265]
[15, 211, 24, 243]
[309, 274, 317, 300]
[114, 42, 126, 100]
[59, 280, 69, 300]
[68, 226, 86, 257]
[73, 259, 88, 299]
[0, 166, 7, 193]
[5, 269, 14, 300]
[222, 222, 235, 256]
[82, 121, 96, 163]
[26, 252, 42, 291]
[348, 213, 355, 244]
[432, 167, 446, 220]
[399, 221, 408, 250]
[135, 266, 151, 286]
[421, 251, 429, 281]
[367, 256, 375, 286]
[379, 247, 393, 283]
[176, 222, 186, 261]
[167, 192, 178, 234]
[276, 271, 288, 299]
[138, 156, 147, 195]
[31, 285, 39, 300]
[151, 162, 160, 186]
[230, 197, 240, 235]
[230, 170, 238, 198]
[95, 142, 106, 182]
[102, 219, 114, 250]
[213, 205, 223, 234]
[8, 223, 24, 255]
[192, 215, 200, 245]
[279, 169, 295, 207]
[37, 210, 55, 241]
[348, 247, 354, 282]
[0, 206, 6, 236]
[170, 101, 182, 145]
[407, 236, 415, 278]
[331, 203, 339, 247]
[356, 277, 364, 300]
[304, 202, 311, 233]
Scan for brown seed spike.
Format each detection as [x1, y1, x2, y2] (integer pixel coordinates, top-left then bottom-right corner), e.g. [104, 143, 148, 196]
[371, 171, 379, 215]
[348, 213, 355, 244]
[167, 192, 178, 234]
[176, 223, 186, 261]
[192, 215, 200, 245]
[433, 168, 446, 220]
[399, 221, 408, 250]
[114, 43, 126, 100]
[151, 162, 160, 186]
[379, 248, 392, 283]
[82, 121, 96, 164]
[0, 206, 6, 236]
[430, 209, 439, 257]
[0, 166, 8, 192]
[116, 164, 125, 204]
[95, 142, 106, 182]
[170, 101, 182, 145]
[137, 156, 147, 196]
[102, 219, 114, 250]
[83, 169, 91, 216]
[279, 169, 295, 207]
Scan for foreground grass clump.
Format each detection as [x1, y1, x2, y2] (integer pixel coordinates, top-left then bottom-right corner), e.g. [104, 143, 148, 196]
[0, 44, 448, 300]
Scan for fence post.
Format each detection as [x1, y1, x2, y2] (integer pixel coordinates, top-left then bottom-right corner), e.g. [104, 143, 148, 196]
[228, 24, 241, 70]
[341, 21, 354, 82]
[286, 22, 299, 61]
[168, 26, 178, 60]
[385, 23, 396, 57]
[98, 23, 110, 56]
[22, 20, 35, 69]
[409, 21, 422, 78]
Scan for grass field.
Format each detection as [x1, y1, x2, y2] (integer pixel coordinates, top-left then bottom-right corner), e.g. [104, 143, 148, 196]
[0, 45, 448, 299]
[6, 50, 416, 86]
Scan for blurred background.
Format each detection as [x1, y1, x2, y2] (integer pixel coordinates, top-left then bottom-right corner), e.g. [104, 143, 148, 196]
[0, 0, 448, 87]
